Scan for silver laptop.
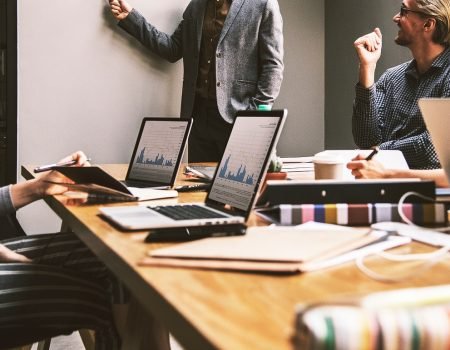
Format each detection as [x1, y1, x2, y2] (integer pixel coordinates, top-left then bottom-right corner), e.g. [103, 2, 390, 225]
[123, 118, 192, 189]
[418, 98, 450, 185]
[100, 109, 287, 230]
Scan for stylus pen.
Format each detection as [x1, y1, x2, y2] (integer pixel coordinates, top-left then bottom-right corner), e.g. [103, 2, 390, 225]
[33, 158, 91, 173]
[365, 147, 379, 161]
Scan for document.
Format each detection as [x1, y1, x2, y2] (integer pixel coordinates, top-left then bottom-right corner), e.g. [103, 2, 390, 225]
[140, 224, 398, 273]
[50, 166, 177, 202]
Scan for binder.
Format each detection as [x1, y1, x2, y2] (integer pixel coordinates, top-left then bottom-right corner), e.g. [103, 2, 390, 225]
[295, 285, 450, 350]
[256, 179, 436, 207]
[255, 203, 448, 226]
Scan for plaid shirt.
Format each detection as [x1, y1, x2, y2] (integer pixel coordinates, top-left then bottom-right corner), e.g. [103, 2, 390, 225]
[352, 47, 450, 170]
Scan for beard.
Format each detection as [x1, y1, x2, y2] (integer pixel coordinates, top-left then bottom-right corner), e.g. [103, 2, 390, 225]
[395, 36, 410, 46]
[395, 29, 412, 46]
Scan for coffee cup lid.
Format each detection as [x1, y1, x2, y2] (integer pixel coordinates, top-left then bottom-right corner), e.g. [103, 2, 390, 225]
[313, 155, 345, 164]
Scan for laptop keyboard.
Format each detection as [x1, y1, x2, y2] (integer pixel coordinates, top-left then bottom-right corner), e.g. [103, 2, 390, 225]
[151, 205, 228, 220]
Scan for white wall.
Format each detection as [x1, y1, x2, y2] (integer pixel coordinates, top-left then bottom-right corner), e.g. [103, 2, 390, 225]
[17, 0, 324, 233]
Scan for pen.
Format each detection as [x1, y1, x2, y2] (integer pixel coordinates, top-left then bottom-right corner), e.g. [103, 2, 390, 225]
[174, 183, 211, 192]
[365, 147, 379, 161]
[33, 158, 92, 173]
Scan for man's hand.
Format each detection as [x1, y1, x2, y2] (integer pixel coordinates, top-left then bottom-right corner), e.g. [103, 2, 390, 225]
[347, 153, 387, 179]
[109, 0, 132, 21]
[354, 28, 382, 88]
[354, 28, 383, 66]
[0, 243, 31, 263]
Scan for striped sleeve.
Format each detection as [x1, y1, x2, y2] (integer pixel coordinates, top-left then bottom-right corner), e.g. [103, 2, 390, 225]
[0, 185, 16, 216]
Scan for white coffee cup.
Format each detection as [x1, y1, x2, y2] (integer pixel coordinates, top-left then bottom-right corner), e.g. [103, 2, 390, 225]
[313, 155, 345, 180]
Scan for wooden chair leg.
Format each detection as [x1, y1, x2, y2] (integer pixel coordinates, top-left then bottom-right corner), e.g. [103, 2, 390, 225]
[36, 339, 51, 350]
[79, 329, 95, 350]
[5, 338, 51, 350]
[7, 345, 33, 350]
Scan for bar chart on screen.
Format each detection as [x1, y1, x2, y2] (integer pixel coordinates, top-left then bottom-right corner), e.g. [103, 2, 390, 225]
[128, 121, 187, 182]
[209, 117, 278, 209]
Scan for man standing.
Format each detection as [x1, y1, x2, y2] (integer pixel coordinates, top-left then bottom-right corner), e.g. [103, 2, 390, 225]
[352, 0, 450, 169]
[108, 0, 284, 162]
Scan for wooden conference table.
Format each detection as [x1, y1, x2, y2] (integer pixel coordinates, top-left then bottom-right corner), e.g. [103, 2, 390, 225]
[22, 164, 450, 350]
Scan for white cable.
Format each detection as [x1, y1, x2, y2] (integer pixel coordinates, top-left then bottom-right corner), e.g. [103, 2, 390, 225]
[397, 191, 450, 232]
[355, 245, 450, 283]
[356, 191, 450, 282]
[377, 245, 450, 261]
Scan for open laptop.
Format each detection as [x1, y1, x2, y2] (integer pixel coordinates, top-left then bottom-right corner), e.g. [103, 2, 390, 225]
[123, 117, 192, 189]
[99, 109, 287, 230]
[418, 98, 450, 185]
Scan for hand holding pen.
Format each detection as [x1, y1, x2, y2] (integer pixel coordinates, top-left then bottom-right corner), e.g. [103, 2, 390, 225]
[31, 151, 91, 197]
[347, 146, 385, 179]
[34, 151, 91, 173]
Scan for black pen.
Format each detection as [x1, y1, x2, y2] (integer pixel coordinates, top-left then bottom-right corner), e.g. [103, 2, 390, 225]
[34, 158, 91, 173]
[365, 147, 379, 161]
[174, 183, 211, 192]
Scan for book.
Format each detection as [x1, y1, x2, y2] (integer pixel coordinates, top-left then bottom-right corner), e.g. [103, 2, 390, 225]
[255, 203, 448, 226]
[294, 285, 450, 350]
[139, 225, 399, 273]
[51, 166, 178, 202]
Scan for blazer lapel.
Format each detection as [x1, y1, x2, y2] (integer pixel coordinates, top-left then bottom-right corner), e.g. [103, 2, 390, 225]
[218, 0, 246, 45]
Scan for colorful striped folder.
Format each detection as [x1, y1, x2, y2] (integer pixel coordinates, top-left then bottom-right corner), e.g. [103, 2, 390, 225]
[255, 203, 448, 226]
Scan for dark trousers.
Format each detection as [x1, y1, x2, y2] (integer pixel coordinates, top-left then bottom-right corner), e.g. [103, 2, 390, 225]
[0, 233, 125, 350]
[188, 97, 233, 163]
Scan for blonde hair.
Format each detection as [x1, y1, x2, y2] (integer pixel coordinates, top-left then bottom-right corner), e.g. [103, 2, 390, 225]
[416, 0, 450, 45]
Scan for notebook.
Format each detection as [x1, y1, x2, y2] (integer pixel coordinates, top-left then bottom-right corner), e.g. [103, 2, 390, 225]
[99, 109, 287, 230]
[123, 117, 192, 188]
[418, 98, 450, 186]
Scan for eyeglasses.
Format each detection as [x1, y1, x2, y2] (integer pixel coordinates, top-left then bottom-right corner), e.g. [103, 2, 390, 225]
[399, 5, 428, 17]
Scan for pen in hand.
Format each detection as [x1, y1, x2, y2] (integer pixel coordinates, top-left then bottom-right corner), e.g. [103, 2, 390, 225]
[365, 146, 379, 161]
[33, 158, 91, 173]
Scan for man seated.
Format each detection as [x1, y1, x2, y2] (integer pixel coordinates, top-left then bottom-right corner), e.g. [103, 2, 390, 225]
[352, 0, 450, 170]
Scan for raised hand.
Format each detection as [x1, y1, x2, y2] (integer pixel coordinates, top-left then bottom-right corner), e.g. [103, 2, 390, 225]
[109, 0, 133, 21]
[354, 27, 383, 67]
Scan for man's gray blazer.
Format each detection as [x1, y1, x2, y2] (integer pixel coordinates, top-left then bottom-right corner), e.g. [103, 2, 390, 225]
[119, 0, 284, 123]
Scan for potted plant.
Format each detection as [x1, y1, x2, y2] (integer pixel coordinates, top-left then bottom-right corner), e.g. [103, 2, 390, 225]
[265, 151, 287, 181]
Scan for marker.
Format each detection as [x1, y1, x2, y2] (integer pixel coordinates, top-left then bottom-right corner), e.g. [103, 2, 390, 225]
[33, 158, 91, 173]
[365, 147, 379, 161]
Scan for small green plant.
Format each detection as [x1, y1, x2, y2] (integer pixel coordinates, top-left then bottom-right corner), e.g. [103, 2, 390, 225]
[268, 151, 283, 172]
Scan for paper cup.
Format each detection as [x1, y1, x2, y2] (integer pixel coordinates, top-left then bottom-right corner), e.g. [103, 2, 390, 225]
[313, 156, 345, 180]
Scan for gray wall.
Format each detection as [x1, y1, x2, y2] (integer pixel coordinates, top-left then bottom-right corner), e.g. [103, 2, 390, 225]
[17, 0, 323, 233]
[275, 0, 324, 157]
[325, 0, 411, 149]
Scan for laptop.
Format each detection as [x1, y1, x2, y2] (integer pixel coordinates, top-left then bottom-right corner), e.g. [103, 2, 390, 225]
[418, 98, 450, 185]
[123, 117, 192, 189]
[99, 109, 287, 230]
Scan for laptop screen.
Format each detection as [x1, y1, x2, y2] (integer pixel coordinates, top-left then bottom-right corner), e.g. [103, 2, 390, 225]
[126, 118, 192, 186]
[206, 110, 287, 214]
[418, 98, 450, 184]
